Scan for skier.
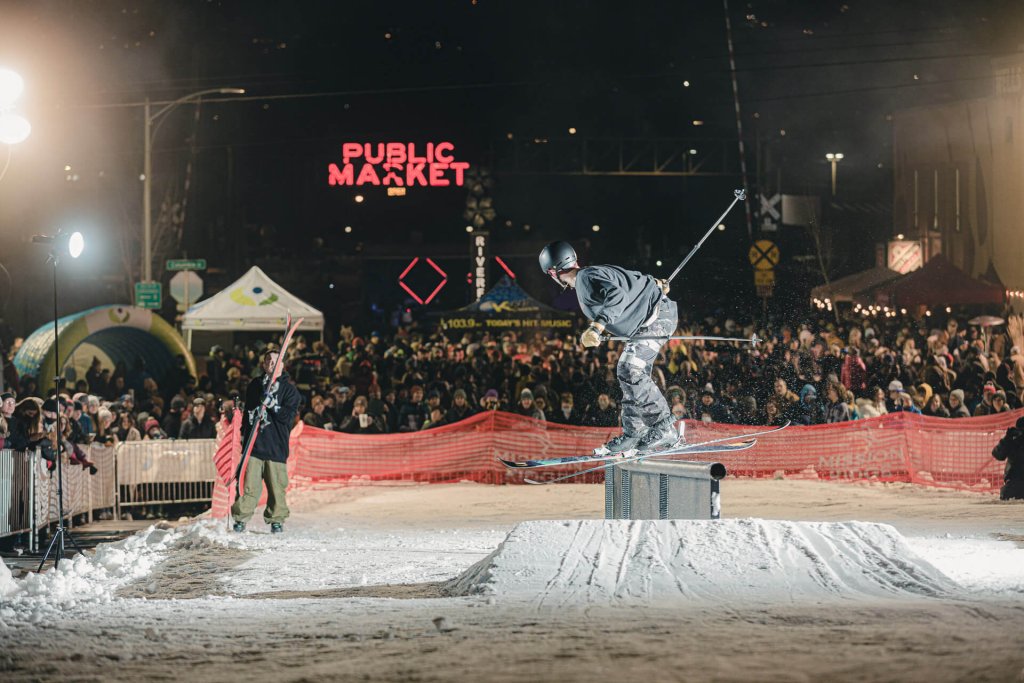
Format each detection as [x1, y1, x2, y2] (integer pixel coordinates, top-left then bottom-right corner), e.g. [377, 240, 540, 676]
[232, 347, 301, 533]
[539, 241, 678, 457]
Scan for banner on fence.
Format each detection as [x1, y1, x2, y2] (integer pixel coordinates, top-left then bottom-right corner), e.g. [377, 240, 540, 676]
[207, 409, 1018, 518]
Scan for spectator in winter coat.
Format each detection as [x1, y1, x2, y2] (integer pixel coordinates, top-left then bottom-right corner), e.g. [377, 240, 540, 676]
[7, 398, 51, 458]
[992, 416, 1024, 500]
[423, 406, 446, 429]
[694, 389, 732, 424]
[923, 355, 955, 396]
[480, 389, 502, 412]
[115, 411, 143, 442]
[440, 388, 477, 425]
[339, 396, 387, 434]
[178, 398, 217, 439]
[547, 392, 582, 425]
[972, 383, 997, 416]
[772, 378, 799, 408]
[885, 380, 906, 413]
[143, 418, 167, 440]
[975, 387, 1010, 416]
[763, 397, 788, 426]
[793, 384, 825, 425]
[948, 389, 971, 418]
[515, 388, 545, 421]
[733, 395, 759, 425]
[841, 347, 868, 396]
[891, 390, 922, 415]
[991, 390, 1010, 415]
[825, 382, 851, 423]
[584, 392, 619, 427]
[161, 396, 185, 441]
[856, 386, 888, 419]
[922, 393, 950, 418]
[397, 385, 429, 432]
[302, 394, 329, 429]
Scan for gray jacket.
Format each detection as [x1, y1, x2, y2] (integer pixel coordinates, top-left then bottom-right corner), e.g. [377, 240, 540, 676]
[575, 265, 663, 337]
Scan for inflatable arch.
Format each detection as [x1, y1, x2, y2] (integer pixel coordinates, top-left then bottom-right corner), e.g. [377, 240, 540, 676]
[13, 305, 196, 392]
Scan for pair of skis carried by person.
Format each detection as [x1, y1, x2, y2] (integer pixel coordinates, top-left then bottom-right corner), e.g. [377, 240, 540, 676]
[500, 190, 786, 482]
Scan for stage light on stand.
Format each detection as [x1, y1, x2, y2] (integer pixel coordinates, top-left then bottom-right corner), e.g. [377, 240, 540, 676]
[31, 228, 87, 571]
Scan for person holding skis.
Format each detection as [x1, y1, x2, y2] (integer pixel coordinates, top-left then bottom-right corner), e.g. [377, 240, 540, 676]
[232, 347, 301, 534]
[539, 241, 678, 458]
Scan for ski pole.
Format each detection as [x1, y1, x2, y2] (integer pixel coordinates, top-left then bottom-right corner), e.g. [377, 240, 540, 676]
[601, 333, 761, 345]
[666, 188, 746, 284]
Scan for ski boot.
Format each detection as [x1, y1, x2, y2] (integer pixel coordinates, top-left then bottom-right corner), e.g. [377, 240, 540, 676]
[232, 521, 245, 533]
[270, 522, 284, 534]
[593, 432, 642, 459]
[636, 416, 683, 454]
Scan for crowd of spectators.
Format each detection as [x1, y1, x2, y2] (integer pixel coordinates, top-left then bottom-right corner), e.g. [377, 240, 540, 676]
[1, 309, 1022, 458]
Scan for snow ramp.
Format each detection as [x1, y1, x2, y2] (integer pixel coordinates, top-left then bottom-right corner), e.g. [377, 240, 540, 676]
[445, 519, 958, 606]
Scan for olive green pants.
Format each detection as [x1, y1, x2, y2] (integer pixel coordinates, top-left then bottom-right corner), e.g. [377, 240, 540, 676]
[231, 456, 290, 525]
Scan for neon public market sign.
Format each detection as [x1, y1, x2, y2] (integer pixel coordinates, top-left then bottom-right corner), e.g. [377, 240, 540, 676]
[328, 142, 470, 188]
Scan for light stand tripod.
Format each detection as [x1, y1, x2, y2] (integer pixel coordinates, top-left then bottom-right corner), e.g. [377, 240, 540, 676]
[33, 231, 85, 571]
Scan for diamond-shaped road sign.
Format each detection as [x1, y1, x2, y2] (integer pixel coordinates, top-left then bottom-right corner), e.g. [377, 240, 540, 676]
[748, 240, 781, 271]
[398, 257, 448, 305]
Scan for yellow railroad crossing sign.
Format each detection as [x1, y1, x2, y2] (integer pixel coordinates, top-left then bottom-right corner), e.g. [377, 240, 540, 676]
[748, 240, 780, 271]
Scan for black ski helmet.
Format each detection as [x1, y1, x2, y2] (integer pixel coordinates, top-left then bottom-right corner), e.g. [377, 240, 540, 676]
[538, 241, 578, 280]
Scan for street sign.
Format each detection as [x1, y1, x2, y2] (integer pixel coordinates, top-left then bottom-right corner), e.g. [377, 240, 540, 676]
[753, 270, 776, 286]
[759, 193, 780, 222]
[166, 259, 207, 271]
[748, 240, 780, 271]
[134, 282, 162, 309]
[170, 270, 203, 308]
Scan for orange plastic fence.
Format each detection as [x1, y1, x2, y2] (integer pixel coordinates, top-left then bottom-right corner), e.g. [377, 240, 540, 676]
[209, 409, 1018, 517]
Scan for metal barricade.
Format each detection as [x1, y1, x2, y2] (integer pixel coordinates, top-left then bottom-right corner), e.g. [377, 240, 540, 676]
[115, 439, 217, 509]
[2, 440, 217, 546]
[0, 450, 35, 540]
[605, 459, 727, 520]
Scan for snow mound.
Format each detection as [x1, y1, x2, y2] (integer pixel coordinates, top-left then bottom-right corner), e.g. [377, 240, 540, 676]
[0, 521, 240, 625]
[446, 519, 959, 606]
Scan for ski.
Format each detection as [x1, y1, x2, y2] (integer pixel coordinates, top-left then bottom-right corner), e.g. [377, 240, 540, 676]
[233, 314, 304, 496]
[501, 438, 748, 470]
[500, 421, 789, 470]
[524, 439, 756, 485]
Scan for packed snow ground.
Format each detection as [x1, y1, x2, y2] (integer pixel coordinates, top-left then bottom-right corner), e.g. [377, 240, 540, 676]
[2, 480, 1024, 682]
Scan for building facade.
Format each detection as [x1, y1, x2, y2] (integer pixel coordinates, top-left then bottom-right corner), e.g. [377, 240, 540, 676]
[893, 54, 1024, 304]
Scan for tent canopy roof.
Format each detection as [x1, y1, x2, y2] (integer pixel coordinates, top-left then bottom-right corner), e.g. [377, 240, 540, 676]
[810, 266, 903, 303]
[856, 255, 1005, 308]
[182, 266, 324, 331]
[446, 275, 572, 317]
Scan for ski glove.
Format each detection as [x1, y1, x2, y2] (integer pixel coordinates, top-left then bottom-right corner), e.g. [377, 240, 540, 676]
[655, 278, 670, 295]
[581, 322, 605, 348]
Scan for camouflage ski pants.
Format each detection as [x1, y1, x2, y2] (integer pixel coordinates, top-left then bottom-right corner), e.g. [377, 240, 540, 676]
[615, 297, 678, 436]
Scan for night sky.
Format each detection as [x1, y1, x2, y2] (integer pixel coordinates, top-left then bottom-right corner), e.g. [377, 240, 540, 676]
[0, 0, 1019, 336]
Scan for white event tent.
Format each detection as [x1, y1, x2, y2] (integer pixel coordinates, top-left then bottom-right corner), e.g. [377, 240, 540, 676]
[181, 265, 324, 348]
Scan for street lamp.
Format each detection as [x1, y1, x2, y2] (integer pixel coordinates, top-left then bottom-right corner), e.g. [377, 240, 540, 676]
[30, 230, 85, 570]
[142, 87, 245, 283]
[825, 152, 844, 197]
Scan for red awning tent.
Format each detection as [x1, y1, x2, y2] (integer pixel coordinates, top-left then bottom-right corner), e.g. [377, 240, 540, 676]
[854, 255, 1005, 308]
